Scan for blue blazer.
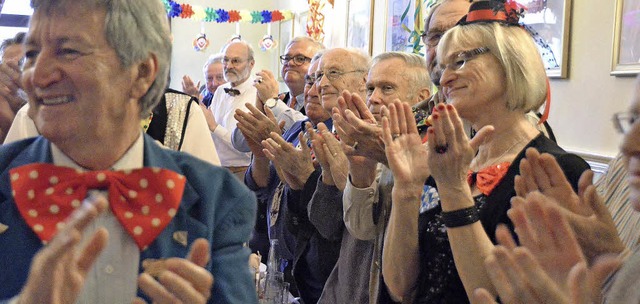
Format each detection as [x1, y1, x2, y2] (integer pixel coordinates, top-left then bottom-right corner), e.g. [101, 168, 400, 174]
[0, 135, 258, 303]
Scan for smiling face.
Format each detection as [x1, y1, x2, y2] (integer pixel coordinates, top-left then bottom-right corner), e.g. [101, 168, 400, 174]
[304, 60, 329, 125]
[366, 58, 417, 122]
[620, 77, 640, 211]
[317, 48, 367, 113]
[22, 6, 143, 160]
[437, 45, 506, 119]
[282, 40, 316, 95]
[205, 62, 225, 93]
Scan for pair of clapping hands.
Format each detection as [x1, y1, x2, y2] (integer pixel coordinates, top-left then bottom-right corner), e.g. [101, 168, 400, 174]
[234, 97, 348, 191]
[472, 149, 626, 303]
[17, 194, 213, 304]
[348, 94, 628, 303]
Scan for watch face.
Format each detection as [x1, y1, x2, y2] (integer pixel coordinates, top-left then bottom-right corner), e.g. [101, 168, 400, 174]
[265, 98, 277, 108]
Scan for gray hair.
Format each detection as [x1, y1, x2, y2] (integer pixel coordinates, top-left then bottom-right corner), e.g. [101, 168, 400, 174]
[286, 36, 325, 54]
[222, 40, 255, 61]
[372, 52, 432, 98]
[30, 0, 172, 118]
[203, 53, 224, 72]
[345, 48, 372, 72]
[311, 50, 325, 64]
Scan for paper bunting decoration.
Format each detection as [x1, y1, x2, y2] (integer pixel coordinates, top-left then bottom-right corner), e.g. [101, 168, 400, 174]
[192, 6, 206, 20]
[261, 10, 272, 23]
[161, 0, 294, 23]
[193, 33, 210, 52]
[239, 10, 253, 22]
[180, 4, 194, 18]
[272, 11, 285, 22]
[216, 9, 230, 22]
[259, 35, 277, 52]
[307, 0, 326, 43]
[229, 10, 241, 22]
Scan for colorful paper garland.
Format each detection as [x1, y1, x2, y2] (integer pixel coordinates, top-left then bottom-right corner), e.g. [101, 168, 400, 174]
[162, 0, 294, 23]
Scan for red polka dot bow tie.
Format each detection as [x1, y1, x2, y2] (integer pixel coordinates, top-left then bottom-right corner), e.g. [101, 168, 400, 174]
[9, 163, 186, 250]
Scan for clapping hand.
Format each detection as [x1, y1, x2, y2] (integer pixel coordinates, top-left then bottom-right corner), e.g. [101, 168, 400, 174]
[17, 194, 109, 304]
[253, 70, 279, 104]
[332, 91, 386, 164]
[514, 148, 626, 262]
[307, 122, 349, 191]
[473, 192, 622, 304]
[380, 101, 429, 191]
[262, 132, 315, 190]
[235, 103, 284, 144]
[135, 239, 214, 304]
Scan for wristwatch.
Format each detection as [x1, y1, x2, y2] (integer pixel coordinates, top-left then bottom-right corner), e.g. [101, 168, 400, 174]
[264, 97, 278, 108]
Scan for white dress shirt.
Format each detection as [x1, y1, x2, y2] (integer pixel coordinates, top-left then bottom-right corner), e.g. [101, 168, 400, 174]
[54, 133, 145, 304]
[209, 78, 255, 167]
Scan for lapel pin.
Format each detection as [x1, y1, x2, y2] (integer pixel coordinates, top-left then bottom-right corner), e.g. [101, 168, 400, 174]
[172, 231, 188, 247]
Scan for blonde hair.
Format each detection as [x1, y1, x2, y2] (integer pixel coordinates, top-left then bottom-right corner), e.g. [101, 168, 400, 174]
[437, 22, 547, 112]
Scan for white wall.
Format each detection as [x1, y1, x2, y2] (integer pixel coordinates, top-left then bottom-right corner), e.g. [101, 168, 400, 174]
[180, 0, 636, 160]
[169, 0, 279, 90]
[547, 0, 635, 158]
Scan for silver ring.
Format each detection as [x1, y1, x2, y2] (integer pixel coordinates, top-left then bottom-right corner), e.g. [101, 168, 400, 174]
[352, 141, 359, 150]
[392, 134, 400, 140]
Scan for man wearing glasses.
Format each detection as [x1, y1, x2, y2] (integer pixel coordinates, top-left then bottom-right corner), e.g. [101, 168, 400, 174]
[204, 40, 256, 179]
[231, 37, 323, 153]
[231, 37, 324, 282]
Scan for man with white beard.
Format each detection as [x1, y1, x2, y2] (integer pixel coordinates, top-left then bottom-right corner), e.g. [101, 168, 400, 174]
[204, 41, 256, 179]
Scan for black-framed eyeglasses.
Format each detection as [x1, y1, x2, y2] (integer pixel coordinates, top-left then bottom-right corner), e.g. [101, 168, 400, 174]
[613, 111, 639, 134]
[304, 74, 316, 86]
[314, 69, 365, 84]
[280, 54, 311, 66]
[438, 47, 490, 73]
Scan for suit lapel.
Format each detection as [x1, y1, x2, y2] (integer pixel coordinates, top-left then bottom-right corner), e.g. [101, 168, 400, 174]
[139, 134, 204, 261]
[0, 137, 52, 202]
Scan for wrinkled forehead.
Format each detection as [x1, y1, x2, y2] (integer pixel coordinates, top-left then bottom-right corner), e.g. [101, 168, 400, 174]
[427, 0, 470, 32]
[319, 50, 352, 71]
[437, 27, 483, 64]
[26, 5, 107, 45]
[286, 41, 315, 57]
[368, 58, 404, 80]
[224, 43, 249, 58]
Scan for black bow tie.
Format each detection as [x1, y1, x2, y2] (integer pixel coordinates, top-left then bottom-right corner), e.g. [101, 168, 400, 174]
[224, 87, 240, 96]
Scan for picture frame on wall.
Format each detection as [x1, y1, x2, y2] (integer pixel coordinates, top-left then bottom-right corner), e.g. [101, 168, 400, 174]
[384, 0, 423, 53]
[296, 10, 310, 37]
[278, 19, 294, 81]
[520, 0, 572, 78]
[345, 0, 374, 55]
[611, 0, 640, 76]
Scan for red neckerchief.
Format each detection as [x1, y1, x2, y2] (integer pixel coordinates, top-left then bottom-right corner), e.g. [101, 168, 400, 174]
[467, 162, 511, 196]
